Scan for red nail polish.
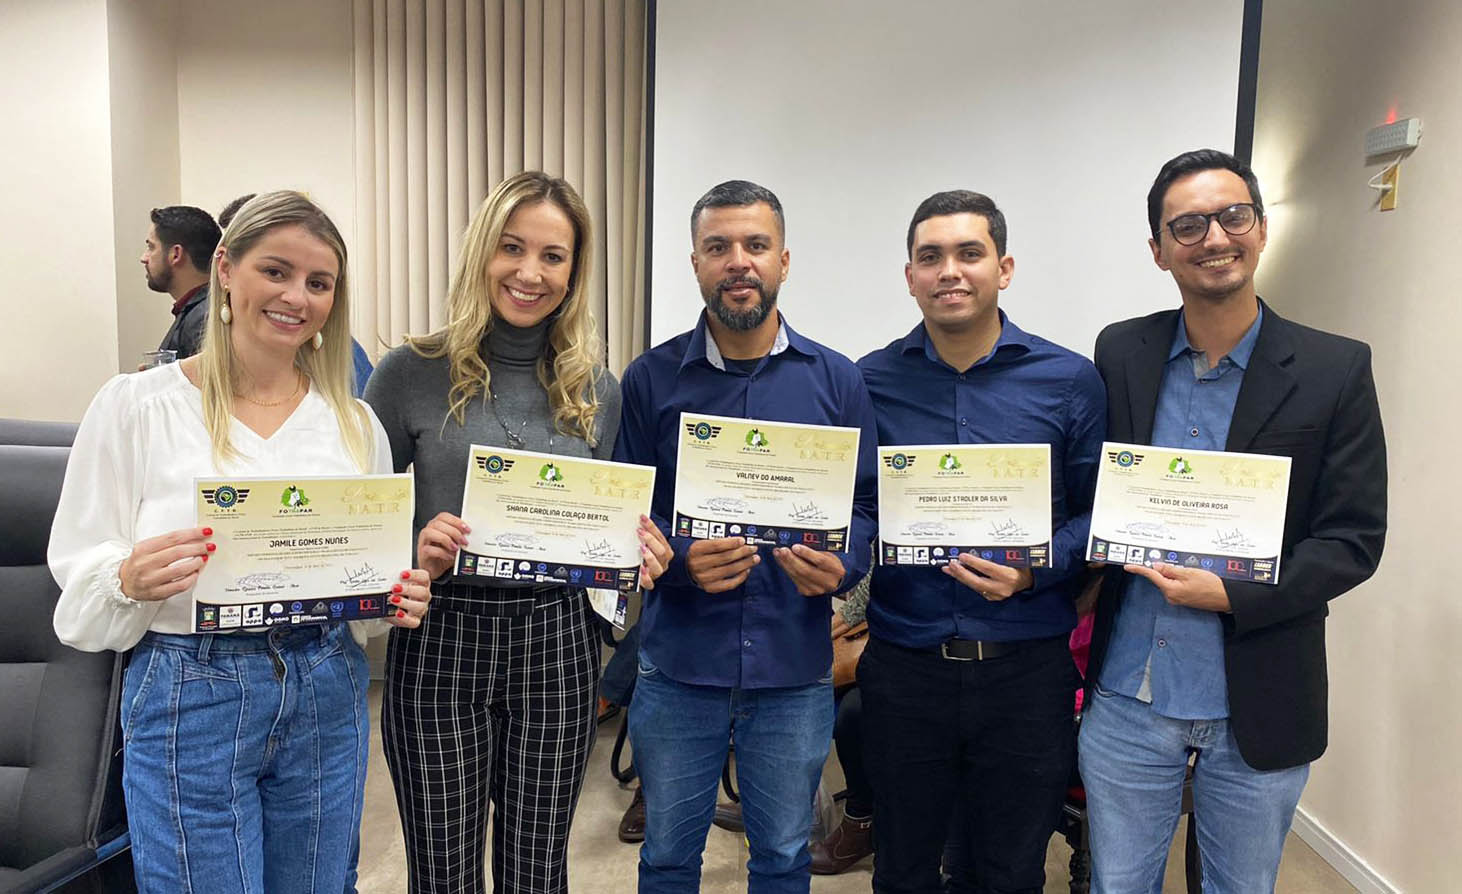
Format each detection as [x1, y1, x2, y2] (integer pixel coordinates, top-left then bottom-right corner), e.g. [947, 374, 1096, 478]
[206, 542, 216, 552]
[400, 570, 411, 580]
[396, 609, 406, 619]
[392, 583, 403, 593]
[391, 595, 401, 604]
[202, 527, 213, 536]
[202, 555, 209, 562]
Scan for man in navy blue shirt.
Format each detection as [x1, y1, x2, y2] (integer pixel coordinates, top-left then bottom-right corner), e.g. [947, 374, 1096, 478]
[614, 180, 878, 893]
[856, 191, 1105, 893]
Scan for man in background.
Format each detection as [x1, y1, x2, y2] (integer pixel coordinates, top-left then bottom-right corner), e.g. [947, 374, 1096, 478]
[142, 205, 220, 360]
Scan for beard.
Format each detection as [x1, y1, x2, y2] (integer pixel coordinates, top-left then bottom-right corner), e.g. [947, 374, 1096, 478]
[702, 276, 778, 331]
[145, 265, 172, 293]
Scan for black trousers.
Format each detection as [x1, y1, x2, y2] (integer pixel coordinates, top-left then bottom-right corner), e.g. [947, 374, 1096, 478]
[859, 634, 1078, 894]
[382, 590, 600, 894]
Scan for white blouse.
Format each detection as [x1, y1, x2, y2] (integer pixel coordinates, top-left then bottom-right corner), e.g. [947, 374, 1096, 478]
[49, 363, 392, 652]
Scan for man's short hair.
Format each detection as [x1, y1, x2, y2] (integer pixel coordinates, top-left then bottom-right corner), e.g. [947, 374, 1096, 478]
[906, 190, 1007, 258]
[217, 193, 257, 230]
[1147, 149, 1265, 241]
[149, 206, 221, 273]
[690, 180, 784, 241]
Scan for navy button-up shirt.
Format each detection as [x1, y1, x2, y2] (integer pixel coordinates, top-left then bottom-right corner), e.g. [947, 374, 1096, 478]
[614, 313, 879, 689]
[858, 315, 1106, 647]
[1099, 307, 1263, 719]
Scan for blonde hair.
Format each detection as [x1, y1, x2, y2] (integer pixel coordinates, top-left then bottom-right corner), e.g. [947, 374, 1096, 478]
[199, 191, 374, 471]
[409, 171, 605, 445]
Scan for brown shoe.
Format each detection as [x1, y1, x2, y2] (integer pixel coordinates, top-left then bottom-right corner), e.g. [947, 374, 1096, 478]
[809, 811, 873, 875]
[618, 785, 646, 843]
[712, 800, 744, 833]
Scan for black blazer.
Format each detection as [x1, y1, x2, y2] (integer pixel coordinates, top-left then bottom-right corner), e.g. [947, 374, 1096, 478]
[1088, 301, 1386, 771]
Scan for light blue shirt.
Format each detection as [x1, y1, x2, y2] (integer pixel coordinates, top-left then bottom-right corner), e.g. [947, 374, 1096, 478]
[1099, 307, 1263, 719]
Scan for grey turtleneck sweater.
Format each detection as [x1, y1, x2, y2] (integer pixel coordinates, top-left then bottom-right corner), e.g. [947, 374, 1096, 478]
[364, 319, 621, 561]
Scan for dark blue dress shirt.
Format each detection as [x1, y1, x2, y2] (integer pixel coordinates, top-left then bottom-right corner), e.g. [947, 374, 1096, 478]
[1100, 307, 1263, 719]
[613, 313, 879, 689]
[858, 315, 1107, 648]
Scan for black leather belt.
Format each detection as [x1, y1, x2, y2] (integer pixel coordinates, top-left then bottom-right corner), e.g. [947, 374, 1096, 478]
[934, 634, 1065, 662]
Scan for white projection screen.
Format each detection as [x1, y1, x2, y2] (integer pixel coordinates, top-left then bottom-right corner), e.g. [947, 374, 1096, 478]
[649, 0, 1246, 362]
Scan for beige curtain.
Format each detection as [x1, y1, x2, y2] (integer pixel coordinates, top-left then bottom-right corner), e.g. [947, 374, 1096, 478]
[351, 0, 648, 373]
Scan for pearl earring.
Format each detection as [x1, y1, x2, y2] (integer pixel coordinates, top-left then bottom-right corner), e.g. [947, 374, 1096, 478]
[219, 302, 233, 325]
[312, 331, 324, 351]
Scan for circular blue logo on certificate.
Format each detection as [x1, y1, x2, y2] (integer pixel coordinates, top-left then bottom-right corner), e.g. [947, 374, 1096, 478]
[214, 485, 239, 508]
[891, 453, 909, 470]
[1116, 451, 1135, 467]
[694, 422, 713, 440]
[485, 455, 505, 473]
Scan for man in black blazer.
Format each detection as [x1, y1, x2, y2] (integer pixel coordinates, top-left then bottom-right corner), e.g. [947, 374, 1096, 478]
[1079, 149, 1386, 891]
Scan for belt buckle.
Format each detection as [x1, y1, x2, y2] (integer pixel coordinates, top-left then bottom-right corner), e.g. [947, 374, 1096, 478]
[940, 641, 983, 661]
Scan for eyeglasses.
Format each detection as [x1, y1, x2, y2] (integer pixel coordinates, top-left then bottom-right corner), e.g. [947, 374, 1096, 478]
[1164, 203, 1260, 245]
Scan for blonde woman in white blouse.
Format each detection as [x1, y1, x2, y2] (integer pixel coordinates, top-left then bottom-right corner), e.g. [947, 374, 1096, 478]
[48, 191, 430, 894]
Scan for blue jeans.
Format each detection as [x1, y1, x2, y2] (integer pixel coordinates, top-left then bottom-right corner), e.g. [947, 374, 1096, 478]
[1078, 686, 1309, 893]
[121, 625, 371, 894]
[628, 654, 834, 894]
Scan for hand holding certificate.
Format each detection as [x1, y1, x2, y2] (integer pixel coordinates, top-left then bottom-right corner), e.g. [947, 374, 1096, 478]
[673, 413, 860, 552]
[1087, 442, 1291, 585]
[192, 474, 415, 631]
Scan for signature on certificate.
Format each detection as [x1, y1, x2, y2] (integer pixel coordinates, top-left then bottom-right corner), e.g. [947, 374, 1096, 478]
[789, 501, 828, 523]
[236, 572, 290, 592]
[340, 563, 383, 590]
[1211, 528, 1255, 550]
[1120, 521, 1174, 541]
[494, 532, 541, 550]
[906, 521, 953, 537]
[583, 538, 618, 561]
[987, 517, 1030, 539]
[704, 496, 749, 514]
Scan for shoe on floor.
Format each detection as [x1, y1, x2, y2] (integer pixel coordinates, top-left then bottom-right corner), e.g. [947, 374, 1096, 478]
[618, 785, 646, 843]
[712, 800, 744, 834]
[809, 811, 873, 874]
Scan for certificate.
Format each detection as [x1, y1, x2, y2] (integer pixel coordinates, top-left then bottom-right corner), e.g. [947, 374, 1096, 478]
[1087, 442, 1291, 584]
[878, 444, 1052, 568]
[192, 474, 414, 632]
[453, 447, 655, 608]
[673, 412, 860, 551]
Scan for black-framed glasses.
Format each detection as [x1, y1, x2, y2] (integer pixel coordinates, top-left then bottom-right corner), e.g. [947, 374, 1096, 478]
[1164, 203, 1260, 245]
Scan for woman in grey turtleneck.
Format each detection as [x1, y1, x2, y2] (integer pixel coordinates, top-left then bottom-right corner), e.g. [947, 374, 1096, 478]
[364, 171, 670, 894]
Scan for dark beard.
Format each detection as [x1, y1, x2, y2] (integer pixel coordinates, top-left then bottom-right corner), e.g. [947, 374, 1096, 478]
[145, 267, 172, 293]
[703, 277, 778, 331]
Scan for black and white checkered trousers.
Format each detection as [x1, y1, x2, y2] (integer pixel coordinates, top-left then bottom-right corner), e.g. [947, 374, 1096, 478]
[382, 585, 601, 894]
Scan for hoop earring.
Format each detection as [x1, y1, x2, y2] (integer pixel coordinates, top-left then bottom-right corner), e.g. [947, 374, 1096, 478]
[312, 331, 324, 351]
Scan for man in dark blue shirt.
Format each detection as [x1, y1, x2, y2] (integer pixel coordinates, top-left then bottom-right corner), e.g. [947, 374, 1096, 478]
[614, 180, 878, 893]
[856, 191, 1105, 893]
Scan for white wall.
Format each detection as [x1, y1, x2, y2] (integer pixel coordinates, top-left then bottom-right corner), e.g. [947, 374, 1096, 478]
[1252, 2, 1459, 891]
[650, 0, 1243, 361]
[108, 0, 182, 373]
[0, 0, 121, 420]
[176, 0, 356, 312]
